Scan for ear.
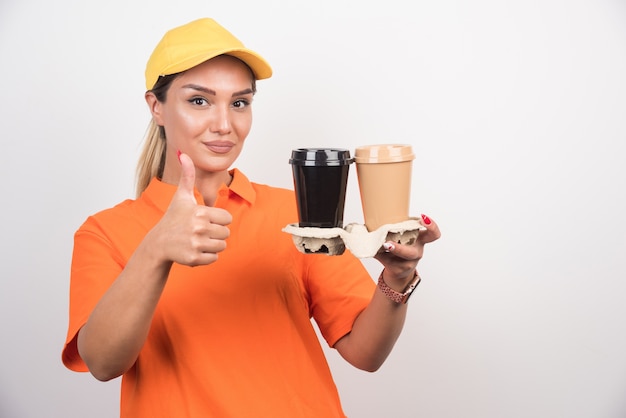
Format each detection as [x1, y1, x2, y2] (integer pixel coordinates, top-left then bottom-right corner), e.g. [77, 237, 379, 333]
[145, 91, 165, 126]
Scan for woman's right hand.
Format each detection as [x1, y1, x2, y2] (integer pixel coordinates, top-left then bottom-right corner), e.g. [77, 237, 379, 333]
[149, 152, 232, 267]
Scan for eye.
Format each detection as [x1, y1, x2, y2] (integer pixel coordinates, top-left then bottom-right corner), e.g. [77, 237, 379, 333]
[233, 99, 251, 109]
[189, 97, 208, 106]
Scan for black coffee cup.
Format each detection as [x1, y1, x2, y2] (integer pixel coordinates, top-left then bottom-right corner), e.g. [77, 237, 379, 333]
[289, 148, 353, 228]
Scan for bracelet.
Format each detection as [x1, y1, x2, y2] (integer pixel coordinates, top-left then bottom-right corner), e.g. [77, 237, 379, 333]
[377, 269, 421, 304]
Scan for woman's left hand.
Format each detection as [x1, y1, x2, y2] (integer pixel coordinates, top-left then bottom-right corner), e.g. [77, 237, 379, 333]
[374, 214, 441, 285]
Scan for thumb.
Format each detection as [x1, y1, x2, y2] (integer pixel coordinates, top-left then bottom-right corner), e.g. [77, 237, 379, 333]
[176, 151, 197, 203]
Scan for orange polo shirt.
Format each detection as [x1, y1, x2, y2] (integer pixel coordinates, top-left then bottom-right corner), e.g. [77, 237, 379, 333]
[62, 169, 375, 418]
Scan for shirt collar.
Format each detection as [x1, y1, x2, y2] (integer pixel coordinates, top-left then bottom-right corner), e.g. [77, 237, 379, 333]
[142, 168, 256, 213]
[225, 168, 256, 205]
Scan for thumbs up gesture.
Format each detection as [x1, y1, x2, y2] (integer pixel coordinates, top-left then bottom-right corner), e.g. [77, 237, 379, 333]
[149, 152, 233, 267]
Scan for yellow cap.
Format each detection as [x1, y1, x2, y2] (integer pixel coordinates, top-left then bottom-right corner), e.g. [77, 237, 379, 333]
[145, 18, 273, 90]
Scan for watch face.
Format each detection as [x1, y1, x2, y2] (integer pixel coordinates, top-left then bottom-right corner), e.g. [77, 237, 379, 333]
[401, 287, 414, 303]
[401, 274, 421, 304]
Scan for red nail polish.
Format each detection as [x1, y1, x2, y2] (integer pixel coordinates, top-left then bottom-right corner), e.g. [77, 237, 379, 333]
[177, 150, 182, 163]
[421, 214, 432, 225]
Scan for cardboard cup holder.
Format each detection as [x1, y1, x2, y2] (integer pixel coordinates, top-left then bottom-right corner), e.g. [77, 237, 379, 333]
[282, 217, 425, 258]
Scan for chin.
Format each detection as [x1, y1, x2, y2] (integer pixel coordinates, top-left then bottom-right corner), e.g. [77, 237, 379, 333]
[199, 159, 236, 173]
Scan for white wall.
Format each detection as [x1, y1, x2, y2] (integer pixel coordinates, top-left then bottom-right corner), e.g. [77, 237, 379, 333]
[1, 0, 625, 417]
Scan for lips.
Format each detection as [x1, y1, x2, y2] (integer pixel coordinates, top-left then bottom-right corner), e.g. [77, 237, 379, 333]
[203, 141, 235, 154]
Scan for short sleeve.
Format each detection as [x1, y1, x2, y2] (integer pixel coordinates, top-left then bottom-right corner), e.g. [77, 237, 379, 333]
[61, 218, 126, 371]
[304, 252, 376, 347]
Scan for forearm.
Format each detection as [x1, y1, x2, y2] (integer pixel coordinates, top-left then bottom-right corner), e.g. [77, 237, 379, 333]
[334, 270, 411, 372]
[77, 239, 172, 381]
[336, 217, 441, 372]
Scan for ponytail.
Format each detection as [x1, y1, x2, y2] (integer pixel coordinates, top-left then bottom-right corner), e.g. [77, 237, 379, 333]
[135, 72, 177, 197]
[135, 120, 166, 197]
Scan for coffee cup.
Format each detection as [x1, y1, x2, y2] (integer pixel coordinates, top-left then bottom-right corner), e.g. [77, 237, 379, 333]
[354, 144, 415, 231]
[289, 148, 353, 228]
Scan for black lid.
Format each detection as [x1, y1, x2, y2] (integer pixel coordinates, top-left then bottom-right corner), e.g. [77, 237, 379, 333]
[289, 148, 353, 166]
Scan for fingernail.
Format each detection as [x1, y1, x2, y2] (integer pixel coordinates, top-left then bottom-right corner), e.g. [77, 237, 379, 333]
[383, 242, 395, 252]
[421, 214, 432, 225]
[177, 149, 182, 163]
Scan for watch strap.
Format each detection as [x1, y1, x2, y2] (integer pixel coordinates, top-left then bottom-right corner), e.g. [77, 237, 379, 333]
[377, 270, 421, 304]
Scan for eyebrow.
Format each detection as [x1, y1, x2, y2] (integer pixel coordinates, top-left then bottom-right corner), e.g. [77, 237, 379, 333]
[181, 84, 254, 97]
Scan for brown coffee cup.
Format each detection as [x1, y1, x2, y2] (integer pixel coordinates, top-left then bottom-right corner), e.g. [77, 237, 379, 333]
[354, 144, 415, 231]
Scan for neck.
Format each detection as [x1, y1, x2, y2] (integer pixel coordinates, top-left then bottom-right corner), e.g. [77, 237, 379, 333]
[194, 170, 233, 206]
[161, 165, 233, 207]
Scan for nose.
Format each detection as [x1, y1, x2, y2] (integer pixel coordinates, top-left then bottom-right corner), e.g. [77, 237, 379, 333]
[208, 106, 232, 135]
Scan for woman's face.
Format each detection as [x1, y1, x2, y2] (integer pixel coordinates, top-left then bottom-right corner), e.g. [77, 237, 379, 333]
[150, 55, 255, 178]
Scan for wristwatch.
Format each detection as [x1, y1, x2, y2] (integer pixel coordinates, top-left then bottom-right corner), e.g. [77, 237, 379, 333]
[377, 270, 421, 304]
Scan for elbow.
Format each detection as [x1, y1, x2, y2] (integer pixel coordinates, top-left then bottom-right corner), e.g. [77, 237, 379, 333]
[335, 338, 389, 373]
[89, 366, 123, 382]
[347, 355, 386, 373]
[83, 355, 126, 381]
[77, 330, 131, 382]
[365, 364, 383, 373]
[80, 346, 127, 382]
[356, 360, 384, 373]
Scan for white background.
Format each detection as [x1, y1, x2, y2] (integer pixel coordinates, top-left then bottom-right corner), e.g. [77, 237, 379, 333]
[1, 0, 625, 417]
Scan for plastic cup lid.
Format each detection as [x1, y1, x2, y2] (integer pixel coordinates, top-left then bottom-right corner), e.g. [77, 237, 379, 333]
[289, 148, 354, 166]
[354, 144, 415, 163]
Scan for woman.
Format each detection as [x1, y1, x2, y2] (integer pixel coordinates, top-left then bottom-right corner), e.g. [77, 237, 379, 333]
[62, 17, 441, 417]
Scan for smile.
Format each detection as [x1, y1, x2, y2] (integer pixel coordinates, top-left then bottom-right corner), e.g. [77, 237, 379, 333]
[203, 141, 235, 154]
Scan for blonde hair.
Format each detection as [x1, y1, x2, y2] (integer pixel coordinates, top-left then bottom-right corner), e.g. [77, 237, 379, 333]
[135, 71, 176, 197]
[136, 120, 166, 197]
